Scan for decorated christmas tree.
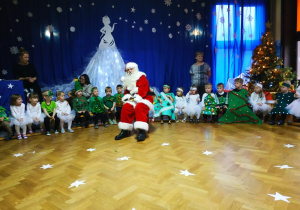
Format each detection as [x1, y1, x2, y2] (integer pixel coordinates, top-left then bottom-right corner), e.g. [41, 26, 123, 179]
[249, 22, 296, 91]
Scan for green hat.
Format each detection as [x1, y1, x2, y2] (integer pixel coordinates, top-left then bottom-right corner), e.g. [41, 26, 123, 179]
[74, 78, 83, 94]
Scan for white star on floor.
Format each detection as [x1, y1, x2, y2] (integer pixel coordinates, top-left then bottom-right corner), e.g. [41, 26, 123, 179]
[256, 136, 261, 138]
[284, 144, 295, 148]
[203, 150, 213, 155]
[86, 148, 96, 152]
[28, 151, 35, 154]
[8, 83, 14, 89]
[40, 164, 53, 170]
[13, 153, 24, 157]
[161, 143, 169, 146]
[179, 170, 195, 176]
[69, 180, 86, 188]
[268, 192, 291, 203]
[117, 156, 130, 161]
[274, 165, 293, 169]
[131, 7, 135, 13]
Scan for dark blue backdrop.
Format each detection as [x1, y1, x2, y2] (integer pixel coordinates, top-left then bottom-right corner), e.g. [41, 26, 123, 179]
[0, 0, 267, 95]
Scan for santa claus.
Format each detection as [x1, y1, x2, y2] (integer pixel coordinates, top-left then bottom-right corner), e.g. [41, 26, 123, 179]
[115, 62, 153, 141]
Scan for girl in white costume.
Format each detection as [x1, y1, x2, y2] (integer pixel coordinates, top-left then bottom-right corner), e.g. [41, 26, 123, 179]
[185, 86, 202, 123]
[175, 87, 187, 123]
[56, 91, 75, 133]
[27, 92, 45, 134]
[286, 86, 300, 118]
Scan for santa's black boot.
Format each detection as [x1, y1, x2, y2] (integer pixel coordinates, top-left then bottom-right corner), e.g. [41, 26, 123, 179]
[137, 129, 146, 142]
[115, 130, 130, 140]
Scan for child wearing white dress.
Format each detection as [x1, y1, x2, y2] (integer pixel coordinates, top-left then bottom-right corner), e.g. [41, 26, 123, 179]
[27, 92, 45, 134]
[10, 94, 32, 139]
[56, 91, 75, 133]
[186, 86, 202, 123]
[286, 86, 300, 118]
[175, 87, 187, 123]
[249, 83, 272, 120]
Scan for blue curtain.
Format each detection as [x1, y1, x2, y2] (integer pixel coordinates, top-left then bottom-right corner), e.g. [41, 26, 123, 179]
[0, 0, 266, 96]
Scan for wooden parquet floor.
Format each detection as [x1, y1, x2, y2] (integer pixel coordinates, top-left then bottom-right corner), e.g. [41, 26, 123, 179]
[0, 123, 300, 210]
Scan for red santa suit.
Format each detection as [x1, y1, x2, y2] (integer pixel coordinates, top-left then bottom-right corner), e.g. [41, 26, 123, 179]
[119, 66, 153, 131]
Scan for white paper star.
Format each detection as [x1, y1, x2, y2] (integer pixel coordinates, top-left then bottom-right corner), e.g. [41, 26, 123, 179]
[284, 144, 295, 148]
[179, 170, 195, 176]
[117, 156, 130, 161]
[132, 25, 135, 28]
[125, 19, 128, 22]
[8, 83, 14, 89]
[79, 4, 82, 8]
[69, 8, 73, 11]
[274, 165, 293, 169]
[13, 153, 24, 157]
[164, 0, 172, 7]
[176, 21, 180, 26]
[28, 151, 35, 154]
[151, 8, 156, 14]
[161, 143, 169, 146]
[131, 7, 136, 13]
[268, 192, 291, 203]
[86, 148, 96, 152]
[69, 180, 86, 188]
[40, 164, 53, 170]
[203, 150, 213, 155]
[169, 33, 173, 39]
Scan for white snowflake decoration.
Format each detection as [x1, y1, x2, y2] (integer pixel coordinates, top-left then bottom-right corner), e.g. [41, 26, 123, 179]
[9, 29, 13, 32]
[168, 25, 171, 28]
[164, 0, 172, 7]
[10, 46, 18, 54]
[56, 7, 63, 13]
[192, 0, 196, 2]
[132, 25, 135, 28]
[46, 25, 55, 33]
[79, 4, 82, 8]
[144, 19, 149, 24]
[17, 36, 22, 42]
[31, 45, 35, 48]
[119, 17, 122, 20]
[70, 8, 73, 11]
[201, 2, 206, 7]
[152, 28, 156, 33]
[160, 22, 163, 25]
[91, 3, 95, 6]
[27, 12, 33, 18]
[125, 19, 128, 22]
[112, 5, 114, 8]
[12, 0, 18, 5]
[151, 9, 156, 14]
[139, 27, 143, 31]
[15, 19, 19, 23]
[169, 33, 173, 39]
[196, 13, 202, 20]
[184, 8, 188, 13]
[185, 24, 192, 32]
[2, 70, 8, 75]
[47, 4, 50, 8]
[70, 26, 76, 32]
[176, 21, 180, 26]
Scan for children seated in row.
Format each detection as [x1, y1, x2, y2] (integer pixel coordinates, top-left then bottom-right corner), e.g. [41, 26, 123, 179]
[186, 86, 201, 123]
[114, 84, 124, 122]
[103, 86, 117, 125]
[201, 83, 218, 123]
[73, 81, 90, 128]
[56, 91, 75, 133]
[89, 87, 109, 128]
[27, 92, 45, 134]
[175, 87, 187, 123]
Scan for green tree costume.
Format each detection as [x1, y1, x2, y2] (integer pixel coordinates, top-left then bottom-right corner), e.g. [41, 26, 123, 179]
[219, 89, 262, 124]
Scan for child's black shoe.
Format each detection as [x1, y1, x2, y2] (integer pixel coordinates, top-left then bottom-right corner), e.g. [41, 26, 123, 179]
[277, 120, 284, 125]
[269, 120, 275, 125]
[189, 119, 194, 123]
[195, 119, 200, 124]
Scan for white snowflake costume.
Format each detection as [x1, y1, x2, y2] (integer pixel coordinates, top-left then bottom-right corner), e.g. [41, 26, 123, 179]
[10, 103, 33, 126]
[185, 93, 202, 119]
[27, 102, 45, 125]
[55, 101, 75, 122]
[286, 86, 300, 118]
[249, 92, 272, 116]
[175, 95, 187, 118]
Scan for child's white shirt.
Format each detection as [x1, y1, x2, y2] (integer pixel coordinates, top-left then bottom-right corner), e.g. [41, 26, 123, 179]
[250, 92, 266, 105]
[27, 102, 41, 118]
[175, 96, 187, 108]
[10, 103, 25, 119]
[55, 101, 71, 115]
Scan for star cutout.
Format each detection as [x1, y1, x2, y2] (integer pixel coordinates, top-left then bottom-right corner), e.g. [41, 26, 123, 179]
[8, 83, 14, 89]
[265, 21, 272, 29]
[40, 164, 53, 170]
[69, 180, 86, 188]
[268, 192, 291, 203]
[179, 170, 195, 176]
[161, 143, 169, 146]
[274, 165, 293, 169]
[203, 150, 213, 155]
[284, 144, 295, 148]
[131, 7, 135, 13]
[13, 153, 24, 157]
[86, 148, 96, 152]
[117, 156, 130, 161]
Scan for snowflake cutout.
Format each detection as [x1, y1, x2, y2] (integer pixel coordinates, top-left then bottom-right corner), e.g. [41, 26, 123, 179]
[79, 4, 82, 8]
[191, 39, 194, 43]
[184, 8, 188, 13]
[139, 27, 143, 31]
[176, 21, 180, 26]
[144, 19, 149, 24]
[151, 8, 156, 14]
[47, 4, 50, 8]
[160, 22, 163, 25]
[9, 29, 12, 32]
[27, 12, 33, 18]
[70, 8, 73, 11]
[247, 15, 253, 22]
[15, 19, 19, 23]
[168, 13, 171, 16]
[91, 2, 95, 6]
[164, 0, 172, 7]
[10, 46, 18, 54]
[119, 17, 122, 20]
[152, 28, 156, 33]
[125, 19, 128, 22]
[2, 70, 8, 75]
[168, 25, 171, 28]
[12, 0, 18, 5]
[196, 13, 202, 20]
[201, 2, 206, 7]
[46, 25, 55, 33]
[185, 24, 192, 32]
[132, 25, 135, 28]
[177, 31, 180, 34]
[31, 45, 35, 48]
[17, 36, 22, 42]
[112, 5, 114, 8]
[70, 26, 76, 32]
[56, 7, 63, 13]
[169, 33, 173, 39]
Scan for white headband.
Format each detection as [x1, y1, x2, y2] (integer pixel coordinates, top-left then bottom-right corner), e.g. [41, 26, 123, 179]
[190, 87, 197, 91]
[177, 88, 183, 92]
[255, 83, 263, 88]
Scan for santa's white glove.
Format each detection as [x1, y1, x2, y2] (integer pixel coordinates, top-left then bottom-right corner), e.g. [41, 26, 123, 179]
[122, 94, 132, 102]
[130, 87, 139, 95]
[133, 94, 143, 103]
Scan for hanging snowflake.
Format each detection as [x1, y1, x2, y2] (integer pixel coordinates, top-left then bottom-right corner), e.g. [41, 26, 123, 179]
[12, 0, 18, 5]
[31, 45, 35, 48]
[17, 36, 22, 42]
[2, 70, 8, 75]
[112, 5, 114, 8]
[191, 40, 194, 43]
[79, 4, 82, 8]
[10, 46, 18, 54]
[56, 7, 63, 13]
[9, 29, 13, 32]
[247, 15, 253, 22]
[133, 21, 136, 24]
[196, 13, 201, 20]
[119, 17, 122, 20]
[125, 19, 128, 22]
[132, 25, 135, 28]
[91, 3, 95, 6]
[168, 25, 171, 28]
[152, 28, 156, 33]
[177, 31, 180, 34]
[47, 4, 50, 8]
[27, 12, 33, 18]
[201, 2, 206, 7]
[70, 8, 73, 11]
[160, 22, 162, 25]
[164, 0, 172, 7]
[144, 19, 149, 24]
[151, 9, 156, 14]
[70, 26, 76, 32]
[46, 25, 55, 33]
[185, 24, 192, 32]
[176, 21, 180, 26]
[139, 27, 143, 31]
[168, 13, 171, 16]
[220, 17, 225, 23]
[169, 33, 173, 39]
[15, 19, 19, 23]
[184, 8, 188, 13]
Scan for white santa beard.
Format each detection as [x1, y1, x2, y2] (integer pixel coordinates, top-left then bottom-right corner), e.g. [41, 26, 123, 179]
[123, 70, 140, 91]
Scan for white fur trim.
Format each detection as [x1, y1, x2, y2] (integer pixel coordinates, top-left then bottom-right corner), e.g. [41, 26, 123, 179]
[134, 121, 149, 131]
[255, 83, 263, 88]
[122, 94, 132, 102]
[121, 76, 125, 82]
[134, 94, 143, 103]
[124, 101, 136, 108]
[126, 62, 138, 69]
[118, 122, 133, 130]
[139, 99, 154, 110]
[130, 87, 139, 95]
